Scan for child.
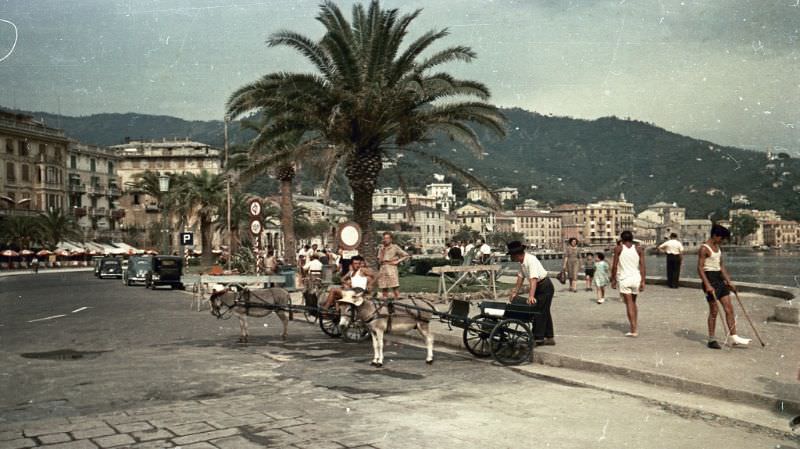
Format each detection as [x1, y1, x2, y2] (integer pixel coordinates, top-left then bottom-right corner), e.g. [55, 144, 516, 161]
[584, 253, 595, 291]
[593, 252, 610, 304]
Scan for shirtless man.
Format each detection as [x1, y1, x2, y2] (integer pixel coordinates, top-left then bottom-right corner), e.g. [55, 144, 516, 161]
[321, 256, 376, 309]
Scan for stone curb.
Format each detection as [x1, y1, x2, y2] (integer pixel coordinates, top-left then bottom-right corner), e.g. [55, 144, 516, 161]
[0, 268, 93, 277]
[385, 323, 800, 416]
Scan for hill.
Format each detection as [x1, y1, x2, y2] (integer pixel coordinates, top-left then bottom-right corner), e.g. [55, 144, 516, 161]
[6, 107, 799, 220]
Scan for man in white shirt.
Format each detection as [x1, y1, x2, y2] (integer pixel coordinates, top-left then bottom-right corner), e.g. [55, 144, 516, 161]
[463, 240, 475, 259]
[477, 239, 492, 263]
[302, 254, 324, 274]
[507, 241, 555, 346]
[657, 233, 684, 288]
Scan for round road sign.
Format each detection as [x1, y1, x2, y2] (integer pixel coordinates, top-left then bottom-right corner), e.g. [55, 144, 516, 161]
[248, 199, 262, 217]
[249, 219, 262, 235]
[337, 222, 362, 250]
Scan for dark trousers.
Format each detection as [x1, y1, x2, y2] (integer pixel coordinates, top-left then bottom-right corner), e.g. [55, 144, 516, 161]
[666, 254, 681, 288]
[533, 277, 555, 340]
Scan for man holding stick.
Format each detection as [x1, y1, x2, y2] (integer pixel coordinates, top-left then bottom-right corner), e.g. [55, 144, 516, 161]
[697, 224, 751, 349]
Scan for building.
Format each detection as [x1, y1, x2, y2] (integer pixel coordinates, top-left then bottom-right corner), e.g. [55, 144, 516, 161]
[454, 203, 496, 235]
[680, 219, 712, 249]
[466, 186, 518, 205]
[1, 111, 70, 216]
[408, 193, 437, 209]
[507, 210, 562, 249]
[495, 212, 515, 233]
[633, 218, 659, 246]
[763, 220, 800, 247]
[466, 187, 493, 203]
[728, 209, 783, 246]
[372, 187, 406, 210]
[494, 187, 519, 202]
[67, 142, 124, 240]
[516, 199, 541, 210]
[425, 182, 456, 213]
[637, 202, 686, 241]
[372, 206, 447, 253]
[596, 195, 635, 233]
[553, 202, 621, 246]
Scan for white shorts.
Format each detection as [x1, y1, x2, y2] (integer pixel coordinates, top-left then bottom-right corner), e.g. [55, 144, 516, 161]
[618, 277, 641, 295]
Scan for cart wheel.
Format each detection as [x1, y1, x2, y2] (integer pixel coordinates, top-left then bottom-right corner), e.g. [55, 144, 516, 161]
[462, 314, 495, 358]
[303, 292, 319, 323]
[489, 319, 533, 366]
[319, 310, 341, 338]
[341, 322, 370, 343]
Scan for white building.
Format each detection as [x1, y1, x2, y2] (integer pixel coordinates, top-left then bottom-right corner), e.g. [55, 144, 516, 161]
[680, 219, 712, 249]
[454, 203, 496, 234]
[372, 187, 406, 210]
[67, 142, 124, 241]
[494, 187, 519, 202]
[372, 206, 447, 253]
[425, 182, 456, 213]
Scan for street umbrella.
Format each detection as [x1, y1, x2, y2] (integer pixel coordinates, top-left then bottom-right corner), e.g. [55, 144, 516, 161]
[1, 250, 19, 257]
[20, 249, 34, 256]
[36, 249, 52, 257]
[211, 249, 223, 255]
[145, 249, 159, 255]
[54, 249, 70, 257]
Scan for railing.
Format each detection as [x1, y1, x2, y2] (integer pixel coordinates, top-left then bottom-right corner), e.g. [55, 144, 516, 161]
[87, 185, 106, 196]
[90, 207, 108, 217]
[111, 209, 126, 220]
[107, 187, 121, 197]
[0, 117, 66, 137]
[68, 184, 86, 193]
[73, 207, 87, 217]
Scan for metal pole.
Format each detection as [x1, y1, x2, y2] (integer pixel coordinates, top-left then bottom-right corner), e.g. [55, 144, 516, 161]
[224, 116, 231, 271]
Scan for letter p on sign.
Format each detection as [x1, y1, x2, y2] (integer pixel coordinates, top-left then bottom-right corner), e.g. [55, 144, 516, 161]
[180, 232, 194, 246]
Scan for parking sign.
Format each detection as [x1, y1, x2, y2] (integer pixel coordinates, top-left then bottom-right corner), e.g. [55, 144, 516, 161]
[180, 232, 194, 246]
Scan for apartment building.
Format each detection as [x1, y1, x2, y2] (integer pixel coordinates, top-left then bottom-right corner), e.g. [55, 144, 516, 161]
[372, 206, 447, 253]
[508, 210, 562, 249]
[454, 203, 496, 235]
[763, 220, 800, 247]
[553, 203, 620, 245]
[67, 142, 124, 240]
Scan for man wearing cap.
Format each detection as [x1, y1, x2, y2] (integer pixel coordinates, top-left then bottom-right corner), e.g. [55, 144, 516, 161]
[507, 241, 555, 346]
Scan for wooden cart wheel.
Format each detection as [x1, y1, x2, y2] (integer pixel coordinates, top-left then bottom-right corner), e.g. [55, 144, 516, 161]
[462, 313, 496, 358]
[341, 322, 370, 343]
[318, 309, 342, 338]
[302, 291, 319, 323]
[489, 319, 533, 366]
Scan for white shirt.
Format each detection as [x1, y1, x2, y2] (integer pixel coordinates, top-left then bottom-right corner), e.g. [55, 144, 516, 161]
[350, 269, 368, 290]
[479, 243, 492, 255]
[658, 239, 684, 255]
[464, 244, 475, 255]
[617, 244, 641, 282]
[702, 244, 722, 271]
[519, 253, 548, 281]
[303, 259, 323, 272]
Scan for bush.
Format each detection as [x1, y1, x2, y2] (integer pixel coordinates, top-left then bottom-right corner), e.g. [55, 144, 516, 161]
[411, 258, 450, 276]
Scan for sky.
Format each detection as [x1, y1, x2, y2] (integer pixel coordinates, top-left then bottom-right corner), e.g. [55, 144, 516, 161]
[0, 0, 798, 152]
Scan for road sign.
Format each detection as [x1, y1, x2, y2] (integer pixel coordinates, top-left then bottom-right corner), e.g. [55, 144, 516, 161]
[248, 199, 262, 217]
[179, 232, 194, 246]
[249, 219, 262, 236]
[337, 221, 362, 250]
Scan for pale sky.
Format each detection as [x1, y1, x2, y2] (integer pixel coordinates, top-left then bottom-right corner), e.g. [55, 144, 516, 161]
[0, 0, 798, 152]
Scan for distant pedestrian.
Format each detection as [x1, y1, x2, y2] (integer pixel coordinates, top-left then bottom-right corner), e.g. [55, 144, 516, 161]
[698, 224, 751, 349]
[378, 232, 410, 301]
[447, 242, 463, 265]
[593, 252, 610, 303]
[476, 239, 492, 263]
[658, 233, 684, 288]
[464, 240, 475, 260]
[583, 253, 595, 291]
[507, 241, 555, 346]
[31, 256, 39, 274]
[610, 231, 646, 337]
[562, 238, 580, 292]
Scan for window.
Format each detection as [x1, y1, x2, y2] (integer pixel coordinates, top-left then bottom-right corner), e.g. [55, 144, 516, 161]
[21, 164, 29, 182]
[90, 158, 96, 172]
[133, 194, 140, 205]
[70, 155, 77, 169]
[6, 162, 15, 181]
[19, 141, 28, 156]
[107, 161, 114, 174]
[5, 140, 13, 154]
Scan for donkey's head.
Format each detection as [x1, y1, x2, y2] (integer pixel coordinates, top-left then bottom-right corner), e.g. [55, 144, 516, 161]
[336, 288, 365, 328]
[208, 284, 235, 318]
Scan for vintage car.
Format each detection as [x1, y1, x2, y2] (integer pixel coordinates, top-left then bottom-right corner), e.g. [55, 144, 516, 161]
[145, 256, 184, 290]
[97, 257, 123, 279]
[124, 255, 153, 286]
[92, 256, 105, 277]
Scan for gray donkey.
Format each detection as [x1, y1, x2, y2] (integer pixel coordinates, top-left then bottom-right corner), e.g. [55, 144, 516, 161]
[209, 286, 291, 343]
[337, 289, 435, 367]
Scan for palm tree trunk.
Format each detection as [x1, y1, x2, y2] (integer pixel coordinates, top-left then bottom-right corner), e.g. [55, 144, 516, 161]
[278, 165, 296, 266]
[346, 152, 382, 267]
[201, 217, 214, 266]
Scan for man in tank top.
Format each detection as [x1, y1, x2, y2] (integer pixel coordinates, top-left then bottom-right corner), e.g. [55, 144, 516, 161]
[610, 230, 646, 337]
[322, 256, 376, 309]
[697, 224, 751, 349]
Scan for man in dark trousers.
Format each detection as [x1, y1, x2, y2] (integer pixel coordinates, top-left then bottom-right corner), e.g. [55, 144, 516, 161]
[658, 233, 684, 288]
[507, 241, 555, 346]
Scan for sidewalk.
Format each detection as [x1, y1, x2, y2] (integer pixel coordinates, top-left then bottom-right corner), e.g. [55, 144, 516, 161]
[0, 268, 93, 278]
[409, 283, 800, 414]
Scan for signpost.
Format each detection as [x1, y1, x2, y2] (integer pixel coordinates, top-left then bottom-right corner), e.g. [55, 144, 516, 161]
[249, 199, 263, 274]
[179, 232, 194, 247]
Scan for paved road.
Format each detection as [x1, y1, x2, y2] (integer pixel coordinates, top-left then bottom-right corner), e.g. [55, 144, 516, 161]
[0, 273, 794, 448]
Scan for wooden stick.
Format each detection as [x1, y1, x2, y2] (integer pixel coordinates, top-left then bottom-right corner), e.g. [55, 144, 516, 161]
[732, 290, 766, 348]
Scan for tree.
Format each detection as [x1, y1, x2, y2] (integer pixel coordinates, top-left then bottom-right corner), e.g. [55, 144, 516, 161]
[452, 226, 481, 244]
[174, 171, 225, 265]
[226, 0, 506, 264]
[485, 231, 524, 248]
[0, 215, 42, 249]
[37, 209, 81, 250]
[731, 214, 758, 245]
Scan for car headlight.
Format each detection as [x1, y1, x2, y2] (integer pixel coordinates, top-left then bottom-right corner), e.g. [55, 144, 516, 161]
[152, 274, 160, 280]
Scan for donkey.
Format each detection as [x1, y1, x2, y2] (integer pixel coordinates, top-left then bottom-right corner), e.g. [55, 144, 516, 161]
[337, 290, 435, 367]
[208, 285, 291, 343]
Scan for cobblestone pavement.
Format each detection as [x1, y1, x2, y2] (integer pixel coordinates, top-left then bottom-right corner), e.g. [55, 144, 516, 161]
[0, 273, 796, 448]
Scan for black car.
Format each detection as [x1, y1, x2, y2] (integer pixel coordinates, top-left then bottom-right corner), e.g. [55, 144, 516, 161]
[124, 255, 152, 286]
[145, 256, 184, 289]
[98, 257, 123, 279]
[92, 256, 105, 277]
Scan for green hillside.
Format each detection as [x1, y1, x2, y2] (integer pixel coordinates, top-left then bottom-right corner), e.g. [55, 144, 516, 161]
[8, 107, 799, 220]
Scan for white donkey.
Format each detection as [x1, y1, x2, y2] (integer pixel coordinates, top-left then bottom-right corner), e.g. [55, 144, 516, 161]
[209, 285, 291, 343]
[337, 290, 435, 367]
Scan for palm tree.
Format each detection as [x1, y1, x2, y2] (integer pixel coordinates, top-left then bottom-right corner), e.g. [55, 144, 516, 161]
[174, 170, 225, 266]
[0, 215, 42, 249]
[37, 209, 81, 250]
[226, 0, 506, 262]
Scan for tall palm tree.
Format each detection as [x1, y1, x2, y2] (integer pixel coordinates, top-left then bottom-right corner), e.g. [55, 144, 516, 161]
[37, 209, 81, 250]
[0, 215, 42, 249]
[226, 0, 506, 262]
[174, 170, 225, 266]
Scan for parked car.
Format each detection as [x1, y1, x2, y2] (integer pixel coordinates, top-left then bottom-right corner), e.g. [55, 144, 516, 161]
[98, 258, 123, 279]
[145, 256, 184, 290]
[124, 255, 153, 286]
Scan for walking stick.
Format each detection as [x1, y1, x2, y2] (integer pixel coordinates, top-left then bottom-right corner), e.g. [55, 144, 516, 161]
[711, 291, 731, 349]
[732, 289, 766, 348]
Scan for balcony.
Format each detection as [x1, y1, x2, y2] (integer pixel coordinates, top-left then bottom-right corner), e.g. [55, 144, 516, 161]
[87, 185, 106, 196]
[111, 209, 126, 220]
[73, 207, 87, 217]
[107, 186, 121, 197]
[145, 203, 160, 213]
[90, 207, 108, 218]
[68, 183, 86, 193]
